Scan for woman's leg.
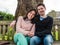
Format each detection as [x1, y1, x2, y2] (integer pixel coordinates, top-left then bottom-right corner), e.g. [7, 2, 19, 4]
[14, 33, 28, 45]
[44, 35, 53, 45]
[26, 36, 31, 45]
[30, 36, 41, 45]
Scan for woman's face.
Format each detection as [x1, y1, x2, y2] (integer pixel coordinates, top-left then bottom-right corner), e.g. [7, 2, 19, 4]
[27, 11, 36, 20]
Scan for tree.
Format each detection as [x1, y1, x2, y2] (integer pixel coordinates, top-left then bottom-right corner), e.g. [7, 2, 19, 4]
[47, 10, 56, 18]
[15, 0, 43, 20]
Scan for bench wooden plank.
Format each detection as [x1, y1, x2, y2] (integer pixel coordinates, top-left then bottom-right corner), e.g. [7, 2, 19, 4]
[0, 41, 10, 45]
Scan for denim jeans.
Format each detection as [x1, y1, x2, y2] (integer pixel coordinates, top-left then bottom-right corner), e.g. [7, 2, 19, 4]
[30, 35, 53, 45]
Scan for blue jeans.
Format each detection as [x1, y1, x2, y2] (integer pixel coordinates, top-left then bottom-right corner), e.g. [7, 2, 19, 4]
[30, 35, 53, 45]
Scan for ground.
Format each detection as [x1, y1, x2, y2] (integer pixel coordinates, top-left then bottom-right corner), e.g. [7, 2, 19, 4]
[8, 41, 60, 45]
[53, 41, 60, 45]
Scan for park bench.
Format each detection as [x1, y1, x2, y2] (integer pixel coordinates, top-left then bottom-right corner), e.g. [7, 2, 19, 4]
[0, 41, 10, 45]
[0, 21, 14, 45]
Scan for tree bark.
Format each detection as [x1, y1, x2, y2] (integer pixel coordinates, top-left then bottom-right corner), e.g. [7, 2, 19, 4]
[15, 0, 43, 20]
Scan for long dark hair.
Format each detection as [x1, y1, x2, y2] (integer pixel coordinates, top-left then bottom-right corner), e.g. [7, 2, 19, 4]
[23, 9, 37, 24]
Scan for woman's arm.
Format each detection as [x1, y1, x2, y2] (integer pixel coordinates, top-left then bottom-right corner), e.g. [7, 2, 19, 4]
[28, 24, 35, 37]
[16, 16, 29, 35]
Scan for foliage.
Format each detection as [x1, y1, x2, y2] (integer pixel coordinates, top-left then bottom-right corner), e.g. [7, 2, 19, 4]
[0, 11, 14, 21]
[47, 10, 56, 18]
[5, 27, 15, 41]
[0, 27, 15, 41]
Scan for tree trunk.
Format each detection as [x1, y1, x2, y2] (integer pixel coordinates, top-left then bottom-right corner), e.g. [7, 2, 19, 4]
[15, 0, 43, 20]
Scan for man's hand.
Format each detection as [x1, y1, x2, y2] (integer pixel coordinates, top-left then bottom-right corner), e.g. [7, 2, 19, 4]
[10, 20, 16, 28]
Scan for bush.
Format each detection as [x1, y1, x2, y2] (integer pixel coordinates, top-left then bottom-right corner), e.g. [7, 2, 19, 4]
[6, 27, 15, 41]
[0, 11, 14, 21]
[0, 27, 15, 41]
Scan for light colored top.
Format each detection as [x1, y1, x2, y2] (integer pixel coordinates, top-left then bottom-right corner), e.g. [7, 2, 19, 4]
[16, 16, 35, 35]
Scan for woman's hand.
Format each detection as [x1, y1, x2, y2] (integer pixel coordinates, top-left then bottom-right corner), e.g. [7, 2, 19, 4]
[24, 31, 30, 36]
[28, 32, 34, 37]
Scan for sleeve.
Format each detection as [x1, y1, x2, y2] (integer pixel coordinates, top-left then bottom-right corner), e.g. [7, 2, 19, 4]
[16, 16, 29, 35]
[10, 20, 16, 28]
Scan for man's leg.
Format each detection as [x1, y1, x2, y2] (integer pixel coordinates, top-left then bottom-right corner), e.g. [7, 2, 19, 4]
[44, 35, 53, 45]
[30, 36, 41, 45]
[14, 33, 28, 45]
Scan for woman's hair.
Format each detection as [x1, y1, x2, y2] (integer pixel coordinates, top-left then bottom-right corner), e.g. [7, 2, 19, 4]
[23, 9, 37, 24]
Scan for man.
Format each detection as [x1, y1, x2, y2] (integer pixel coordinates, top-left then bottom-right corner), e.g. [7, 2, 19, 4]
[30, 3, 53, 45]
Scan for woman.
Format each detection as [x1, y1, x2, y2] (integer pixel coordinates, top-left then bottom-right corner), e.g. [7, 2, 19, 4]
[14, 9, 37, 45]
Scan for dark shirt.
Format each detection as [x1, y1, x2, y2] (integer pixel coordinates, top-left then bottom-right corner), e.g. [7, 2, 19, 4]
[34, 15, 53, 37]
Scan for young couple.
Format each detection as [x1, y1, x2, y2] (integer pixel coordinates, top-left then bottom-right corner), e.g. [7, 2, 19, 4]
[10, 3, 53, 45]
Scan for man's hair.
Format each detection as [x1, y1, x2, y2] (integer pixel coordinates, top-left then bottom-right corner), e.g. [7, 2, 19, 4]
[37, 3, 46, 8]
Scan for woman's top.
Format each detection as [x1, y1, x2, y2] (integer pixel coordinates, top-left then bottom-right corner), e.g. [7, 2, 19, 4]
[16, 16, 35, 35]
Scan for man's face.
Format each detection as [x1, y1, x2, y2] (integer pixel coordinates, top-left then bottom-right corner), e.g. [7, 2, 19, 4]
[37, 5, 46, 16]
